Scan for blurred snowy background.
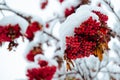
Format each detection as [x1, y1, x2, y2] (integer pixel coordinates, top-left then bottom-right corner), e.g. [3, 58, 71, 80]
[0, 0, 120, 80]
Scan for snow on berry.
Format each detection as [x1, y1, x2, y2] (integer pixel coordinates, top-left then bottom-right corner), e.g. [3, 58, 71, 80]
[64, 6, 75, 17]
[25, 21, 42, 41]
[0, 24, 21, 42]
[26, 55, 57, 80]
[38, 60, 48, 67]
[40, 0, 48, 9]
[0, 24, 22, 50]
[59, 5, 111, 61]
[26, 65, 56, 80]
[26, 45, 43, 62]
[60, 0, 81, 18]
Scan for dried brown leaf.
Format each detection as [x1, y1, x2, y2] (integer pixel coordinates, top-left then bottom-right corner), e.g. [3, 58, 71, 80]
[66, 62, 71, 71]
[97, 48, 103, 61]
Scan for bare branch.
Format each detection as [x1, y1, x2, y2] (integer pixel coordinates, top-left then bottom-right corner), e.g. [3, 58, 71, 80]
[0, 8, 31, 23]
[0, 3, 5, 5]
[74, 61, 84, 80]
[91, 62, 101, 79]
[101, 71, 120, 74]
[58, 71, 78, 77]
[43, 30, 60, 42]
[84, 59, 92, 79]
[0, 2, 60, 42]
[0, 10, 5, 16]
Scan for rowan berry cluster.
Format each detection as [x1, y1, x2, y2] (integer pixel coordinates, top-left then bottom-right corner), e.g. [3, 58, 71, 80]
[26, 45, 43, 62]
[26, 60, 56, 80]
[65, 11, 111, 60]
[0, 24, 21, 43]
[25, 21, 42, 41]
[0, 24, 21, 50]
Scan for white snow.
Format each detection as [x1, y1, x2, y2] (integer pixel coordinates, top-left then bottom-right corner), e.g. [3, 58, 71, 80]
[0, 15, 28, 33]
[0, 0, 120, 80]
[59, 5, 102, 53]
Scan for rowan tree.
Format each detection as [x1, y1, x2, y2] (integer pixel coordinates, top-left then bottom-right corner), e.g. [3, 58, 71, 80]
[0, 0, 120, 80]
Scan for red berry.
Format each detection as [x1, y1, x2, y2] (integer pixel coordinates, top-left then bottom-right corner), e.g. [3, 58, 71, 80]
[0, 24, 21, 42]
[59, 0, 64, 3]
[38, 60, 48, 67]
[26, 46, 43, 62]
[65, 12, 110, 60]
[26, 66, 56, 80]
[64, 6, 75, 17]
[41, 0, 48, 9]
[25, 21, 42, 41]
[46, 23, 49, 28]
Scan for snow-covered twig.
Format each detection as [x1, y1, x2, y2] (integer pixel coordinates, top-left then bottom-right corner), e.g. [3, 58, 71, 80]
[0, 8, 32, 23]
[92, 58, 109, 79]
[103, 0, 120, 22]
[74, 61, 85, 80]
[0, 3, 5, 5]
[57, 71, 78, 77]
[91, 62, 101, 79]
[43, 30, 60, 41]
[84, 59, 92, 79]
[0, 1, 60, 42]
[101, 71, 120, 74]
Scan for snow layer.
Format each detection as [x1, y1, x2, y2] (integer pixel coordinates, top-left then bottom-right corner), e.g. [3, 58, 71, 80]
[59, 5, 108, 53]
[0, 15, 28, 33]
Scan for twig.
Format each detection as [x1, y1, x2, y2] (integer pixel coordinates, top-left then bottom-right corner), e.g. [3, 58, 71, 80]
[58, 71, 78, 77]
[0, 8, 31, 23]
[0, 0, 31, 23]
[92, 56, 109, 79]
[0, 8, 60, 41]
[92, 62, 101, 79]
[0, 3, 5, 5]
[112, 43, 120, 59]
[101, 71, 120, 74]
[0, 10, 5, 16]
[0, 2, 60, 41]
[75, 61, 84, 80]
[103, 0, 120, 22]
[43, 30, 60, 42]
[84, 59, 92, 79]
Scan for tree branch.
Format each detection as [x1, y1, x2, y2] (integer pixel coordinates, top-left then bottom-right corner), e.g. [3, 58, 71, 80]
[74, 60, 85, 80]
[101, 71, 120, 74]
[84, 59, 92, 79]
[0, 2, 60, 42]
[103, 0, 120, 22]
[43, 30, 60, 42]
[0, 8, 31, 23]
